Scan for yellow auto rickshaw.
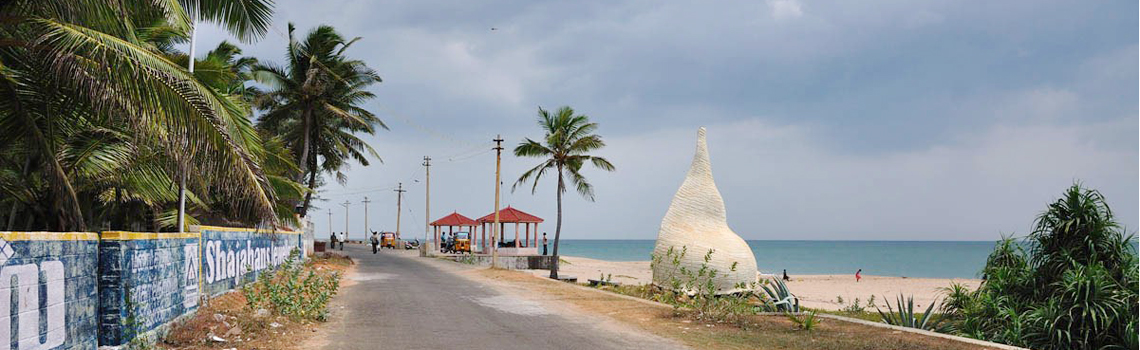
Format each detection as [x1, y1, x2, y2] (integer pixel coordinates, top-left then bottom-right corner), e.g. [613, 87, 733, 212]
[381, 232, 396, 249]
[453, 232, 471, 253]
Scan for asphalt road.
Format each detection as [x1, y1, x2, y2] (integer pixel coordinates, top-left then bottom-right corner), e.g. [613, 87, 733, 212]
[318, 244, 687, 350]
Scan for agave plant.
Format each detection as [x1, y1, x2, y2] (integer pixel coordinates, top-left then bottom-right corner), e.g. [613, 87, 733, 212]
[876, 293, 944, 331]
[759, 277, 799, 313]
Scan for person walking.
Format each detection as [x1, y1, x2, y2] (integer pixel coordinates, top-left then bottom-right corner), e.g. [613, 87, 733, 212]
[330, 232, 338, 250]
[855, 269, 862, 283]
[542, 232, 548, 256]
[370, 231, 380, 254]
[338, 232, 346, 250]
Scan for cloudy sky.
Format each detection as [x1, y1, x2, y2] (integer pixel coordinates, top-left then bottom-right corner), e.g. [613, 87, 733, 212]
[192, 0, 1137, 241]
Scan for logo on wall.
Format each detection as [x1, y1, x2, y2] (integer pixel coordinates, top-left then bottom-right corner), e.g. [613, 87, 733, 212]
[184, 243, 199, 308]
[0, 238, 66, 349]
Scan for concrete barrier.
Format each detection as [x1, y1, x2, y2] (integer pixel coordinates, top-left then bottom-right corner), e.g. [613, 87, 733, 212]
[0, 231, 100, 350]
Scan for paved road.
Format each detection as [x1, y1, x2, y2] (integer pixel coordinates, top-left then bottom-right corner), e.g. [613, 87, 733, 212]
[318, 244, 687, 350]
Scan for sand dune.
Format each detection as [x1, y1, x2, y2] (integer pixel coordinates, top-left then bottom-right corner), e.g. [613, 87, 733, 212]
[545, 256, 982, 311]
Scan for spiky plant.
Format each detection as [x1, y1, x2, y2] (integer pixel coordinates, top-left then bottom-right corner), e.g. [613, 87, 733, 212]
[876, 293, 944, 331]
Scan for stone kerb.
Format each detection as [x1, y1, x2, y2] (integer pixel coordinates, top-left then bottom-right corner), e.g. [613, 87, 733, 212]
[0, 231, 100, 350]
[96, 231, 200, 346]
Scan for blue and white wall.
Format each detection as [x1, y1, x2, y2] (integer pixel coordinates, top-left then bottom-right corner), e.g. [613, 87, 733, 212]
[0, 225, 304, 349]
[0, 232, 100, 350]
[198, 226, 302, 298]
[97, 232, 200, 346]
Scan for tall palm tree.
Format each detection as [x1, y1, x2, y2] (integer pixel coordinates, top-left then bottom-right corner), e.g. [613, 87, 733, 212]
[513, 106, 615, 279]
[0, 0, 278, 230]
[253, 24, 384, 217]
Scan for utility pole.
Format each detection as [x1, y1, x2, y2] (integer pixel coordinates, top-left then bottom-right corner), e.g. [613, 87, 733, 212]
[340, 201, 350, 241]
[327, 209, 332, 237]
[176, 12, 198, 234]
[394, 183, 406, 240]
[362, 196, 372, 237]
[423, 156, 431, 247]
[491, 135, 504, 268]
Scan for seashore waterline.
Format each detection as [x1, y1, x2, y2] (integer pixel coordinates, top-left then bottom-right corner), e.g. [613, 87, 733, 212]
[555, 239, 997, 279]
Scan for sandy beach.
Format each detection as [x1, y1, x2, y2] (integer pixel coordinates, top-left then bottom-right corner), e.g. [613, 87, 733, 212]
[542, 256, 982, 311]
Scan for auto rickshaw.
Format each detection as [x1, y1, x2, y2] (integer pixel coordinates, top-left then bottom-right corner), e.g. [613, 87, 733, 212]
[452, 232, 471, 253]
[381, 232, 397, 249]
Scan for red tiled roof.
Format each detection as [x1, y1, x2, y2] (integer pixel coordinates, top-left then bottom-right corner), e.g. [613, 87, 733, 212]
[476, 206, 544, 223]
[430, 212, 478, 226]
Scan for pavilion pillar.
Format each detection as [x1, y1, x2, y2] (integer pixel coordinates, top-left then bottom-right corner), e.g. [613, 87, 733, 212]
[515, 223, 520, 248]
[525, 223, 531, 247]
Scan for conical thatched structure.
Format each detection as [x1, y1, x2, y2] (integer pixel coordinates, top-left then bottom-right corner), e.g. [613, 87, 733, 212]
[652, 127, 758, 294]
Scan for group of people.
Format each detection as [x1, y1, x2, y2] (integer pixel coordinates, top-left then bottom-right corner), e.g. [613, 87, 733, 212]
[329, 232, 346, 250]
[780, 268, 863, 282]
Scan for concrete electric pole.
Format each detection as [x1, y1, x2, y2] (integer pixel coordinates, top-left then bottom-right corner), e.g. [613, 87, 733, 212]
[327, 209, 332, 237]
[394, 183, 406, 241]
[423, 156, 431, 247]
[362, 196, 372, 237]
[491, 135, 504, 268]
[341, 201, 350, 241]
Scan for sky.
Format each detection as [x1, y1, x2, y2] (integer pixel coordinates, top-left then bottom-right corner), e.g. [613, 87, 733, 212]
[189, 0, 1138, 241]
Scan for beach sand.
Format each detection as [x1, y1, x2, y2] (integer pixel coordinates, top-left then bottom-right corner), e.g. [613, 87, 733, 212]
[540, 256, 982, 311]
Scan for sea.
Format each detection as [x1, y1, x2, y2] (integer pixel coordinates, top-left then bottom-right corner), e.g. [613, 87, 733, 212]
[552, 240, 1021, 279]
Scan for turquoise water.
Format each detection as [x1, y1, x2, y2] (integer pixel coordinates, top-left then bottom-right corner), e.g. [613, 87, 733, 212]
[555, 240, 997, 279]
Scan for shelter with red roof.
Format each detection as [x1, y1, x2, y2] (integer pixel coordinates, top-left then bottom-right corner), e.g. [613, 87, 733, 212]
[429, 212, 478, 252]
[476, 206, 544, 255]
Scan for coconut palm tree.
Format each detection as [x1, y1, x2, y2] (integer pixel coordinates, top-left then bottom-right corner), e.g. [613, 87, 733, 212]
[512, 106, 615, 279]
[252, 24, 384, 217]
[0, 0, 278, 230]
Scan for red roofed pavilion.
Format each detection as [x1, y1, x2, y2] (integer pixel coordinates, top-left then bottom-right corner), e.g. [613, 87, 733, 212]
[430, 212, 478, 252]
[475, 206, 545, 254]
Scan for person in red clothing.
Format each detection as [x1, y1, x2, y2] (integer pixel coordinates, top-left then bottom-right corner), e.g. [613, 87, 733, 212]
[855, 269, 862, 282]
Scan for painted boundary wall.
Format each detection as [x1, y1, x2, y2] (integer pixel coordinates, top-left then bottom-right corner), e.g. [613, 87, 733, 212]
[0, 232, 100, 350]
[97, 231, 200, 346]
[0, 226, 303, 349]
[197, 226, 302, 298]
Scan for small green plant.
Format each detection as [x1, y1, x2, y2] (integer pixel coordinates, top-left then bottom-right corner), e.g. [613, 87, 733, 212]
[759, 277, 799, 313]
[243, 249, 340, 321]
[876, 293, 944, 331]
[839, 297, 868, 314]
[786, 310, 820, 331]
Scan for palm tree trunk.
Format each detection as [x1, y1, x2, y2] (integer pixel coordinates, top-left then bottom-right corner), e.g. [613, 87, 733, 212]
[549, 166, 564, 279]
[27, 120, 85, 231]
[297, 107, 313, 215]
[5, 157, 31, 230]
[301, 158, 318, 216]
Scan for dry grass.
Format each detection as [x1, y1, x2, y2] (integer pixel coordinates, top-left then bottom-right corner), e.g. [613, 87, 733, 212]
[160, 253, 352, 349]
[477, 268, 995, 350]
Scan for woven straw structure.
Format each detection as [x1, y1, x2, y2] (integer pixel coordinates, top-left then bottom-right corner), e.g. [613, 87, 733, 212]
[652, 127, 758, 294]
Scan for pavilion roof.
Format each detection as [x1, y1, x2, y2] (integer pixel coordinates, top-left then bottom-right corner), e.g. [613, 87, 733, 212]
[430, 212, 478, 226]
[477, 206, 544, 223]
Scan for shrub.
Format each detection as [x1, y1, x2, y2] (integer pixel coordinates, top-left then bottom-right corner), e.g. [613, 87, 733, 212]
[940, 184, 1138, 349]
[242, 249, 341, 321]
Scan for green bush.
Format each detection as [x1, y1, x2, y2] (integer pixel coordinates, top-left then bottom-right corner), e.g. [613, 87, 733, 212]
[940, 184, 1138, 349]
[243, 249, 341, 321]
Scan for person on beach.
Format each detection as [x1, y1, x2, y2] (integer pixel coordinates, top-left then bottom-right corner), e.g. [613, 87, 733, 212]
[783, 269, 790, 281]
[370, 231, 380, 254]
[338, 232, 346, 250]
[542, 232, 548, 255]
[855, 269, 862, 282]
[330, 232, 337, 249]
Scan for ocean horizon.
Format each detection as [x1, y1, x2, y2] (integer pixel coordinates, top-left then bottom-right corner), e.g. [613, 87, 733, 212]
[553, 239, 1140, 279]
